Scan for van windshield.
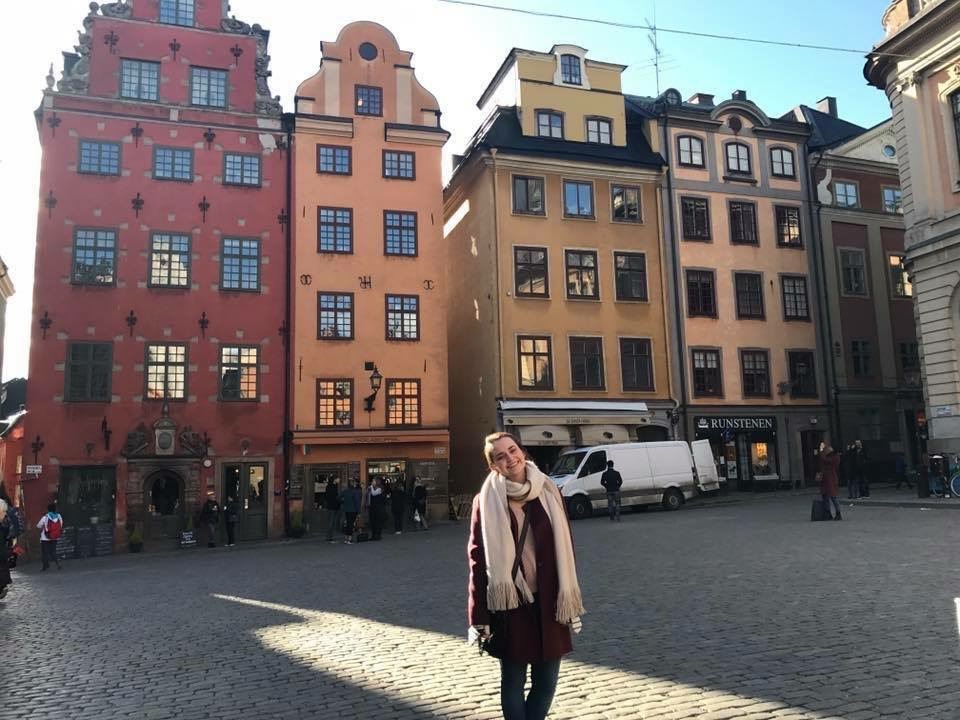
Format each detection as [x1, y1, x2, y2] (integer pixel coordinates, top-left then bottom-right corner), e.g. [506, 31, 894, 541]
[550, 452, 586, 476]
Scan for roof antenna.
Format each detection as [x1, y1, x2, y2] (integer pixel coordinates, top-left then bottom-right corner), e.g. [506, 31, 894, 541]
[646, 0, 662, 95]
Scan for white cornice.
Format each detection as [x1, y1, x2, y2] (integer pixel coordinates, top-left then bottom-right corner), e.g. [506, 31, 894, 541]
[385, 126, 450, 147]
[482, 152, 662, 182]
[296, 118, 354, 138]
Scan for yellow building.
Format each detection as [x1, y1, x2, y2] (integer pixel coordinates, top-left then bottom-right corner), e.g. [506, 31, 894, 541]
[443, 46, 673, 491]
[290, 22, 450, 526]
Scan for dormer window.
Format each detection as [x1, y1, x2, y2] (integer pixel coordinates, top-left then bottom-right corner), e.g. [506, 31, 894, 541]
[586, 118, 611, 145]
[725, 142, 751, 175]
[560, 54, 582, 85]
[536, 110, 564, 139]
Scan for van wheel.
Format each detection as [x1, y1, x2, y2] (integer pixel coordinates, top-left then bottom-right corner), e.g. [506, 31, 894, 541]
[568, 496, 592, 520]
[662, 488, 683, 511]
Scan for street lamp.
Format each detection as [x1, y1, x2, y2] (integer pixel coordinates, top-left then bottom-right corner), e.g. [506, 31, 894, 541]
[364, 365, 383, 412]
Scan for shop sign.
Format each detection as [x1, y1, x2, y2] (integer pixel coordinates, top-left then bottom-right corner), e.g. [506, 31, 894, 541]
[25, 464, 42, 476]
[935, 406, 953, 418]
[695, 416, 775, 432]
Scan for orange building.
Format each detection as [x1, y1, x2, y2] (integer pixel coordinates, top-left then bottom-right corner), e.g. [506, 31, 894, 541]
[289, 22, 450, 528]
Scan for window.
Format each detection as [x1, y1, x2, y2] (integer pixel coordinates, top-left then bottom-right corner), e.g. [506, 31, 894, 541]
[563, 180, 593, 218]
[355, 85, 383, 116]
[386, 379, 421, 426]
[317, 293, 354, 340]
[536, 111, 564, 139]
[159, 0, 194, 25]
[565, 250, 598, 299]
[734, 273, 764, 319]
[518, 336, 553, 390]
[120, 59, 159, 101]
[781, 276, 810, 321]
[686, 270, 717, 317]
[611, 185, 641, 223]
[384, 211, 417, 256]
[900, 342, 920, 380]
[514, 246, 549, 297]
[852, 339, 872, 379]
[65, 342, 112, 402]
[318, 207, 353, 253]
[221, 238, 259, 291]
[317, 145, 351, 175]
[883, 187, 903, 214]
[316, 379, 353, 428]
[729, 202, 758, 245]
[770, 148, 795, 178]
[614, 252, 647, 301]
[190, 67, 227, 108]
[889, 254, 912, 297]
[512, 176, 545, 215]
[692, 349, 722, 397]
[79, 141, 120, 175]
[681, 197, 711, 240]
[834, 181, 859, 207]
[775, 206, 802, 247]
[386, 295, 419, 340]
[149, 233, 190, 288]
[570, 337, 605, 390]
[725, 142, 751, 175]
[677, 136, 704, 167]
[72, 229, 116, 285]
[740, 350, 770, 397]
[560, 54, 582, 85]
[145, 343, 187, 400]
[153, 147, 192, 181]
[224, 153, 260, 186]
[586, 118, 612, 144]
[840, 249, 868, 296]
[620, 338, 653, 391]
[219, 346, 259, 401]
[383, 151, 415, 179]
[788, 351, 817, 397]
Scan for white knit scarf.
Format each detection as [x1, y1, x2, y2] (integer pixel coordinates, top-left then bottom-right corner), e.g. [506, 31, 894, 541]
[479, 461, 585, 624]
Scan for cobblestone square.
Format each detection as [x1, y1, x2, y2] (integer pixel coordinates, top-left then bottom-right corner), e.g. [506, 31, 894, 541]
[3, 495, 958, 719]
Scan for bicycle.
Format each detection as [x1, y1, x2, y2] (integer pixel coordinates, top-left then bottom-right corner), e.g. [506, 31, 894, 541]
[930, 455, 960, 498]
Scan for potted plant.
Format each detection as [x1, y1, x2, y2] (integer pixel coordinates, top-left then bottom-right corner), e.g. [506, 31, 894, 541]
[128, 523, 144, 553]
[289, 510, 305, 538]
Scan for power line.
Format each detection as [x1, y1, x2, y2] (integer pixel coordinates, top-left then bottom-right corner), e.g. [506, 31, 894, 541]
[436, 0, 908, 59]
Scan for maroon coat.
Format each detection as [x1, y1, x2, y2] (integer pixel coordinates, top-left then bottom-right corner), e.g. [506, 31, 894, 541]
[467, 494, 573, 663]
[819, 451, 840, 497]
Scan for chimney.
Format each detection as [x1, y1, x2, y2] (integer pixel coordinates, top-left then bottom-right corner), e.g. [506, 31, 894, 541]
[816, 96, 838, 117]
[731, 89, 747, 101]
[687, 93, 715, 106]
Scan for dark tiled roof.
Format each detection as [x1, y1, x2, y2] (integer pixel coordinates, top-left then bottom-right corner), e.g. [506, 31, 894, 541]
[793, 106, 866, 150]
[464, 106, 664, 169]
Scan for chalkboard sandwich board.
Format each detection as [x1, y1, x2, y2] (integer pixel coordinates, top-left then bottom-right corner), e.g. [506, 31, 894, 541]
[179, 530, 197, 548]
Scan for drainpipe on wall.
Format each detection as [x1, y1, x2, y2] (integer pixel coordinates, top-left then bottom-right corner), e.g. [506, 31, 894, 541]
[806, 149, 842, 448]
[660, 114, 689, 438]
[489, 148, 505, 408]
[281, 112, 294, 537]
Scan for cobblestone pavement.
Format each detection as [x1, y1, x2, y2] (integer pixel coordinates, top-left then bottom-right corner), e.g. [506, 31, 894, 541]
[3, 495, 959, 719]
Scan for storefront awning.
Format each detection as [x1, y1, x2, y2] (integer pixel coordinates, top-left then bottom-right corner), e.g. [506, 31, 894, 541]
[576, 424, 632, 446]
[518, 425, 574, 447]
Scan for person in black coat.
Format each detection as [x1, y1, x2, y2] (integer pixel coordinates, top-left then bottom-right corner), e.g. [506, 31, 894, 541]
[390, 480, 407, 535]
[600, 461, 623, 522]
[324, 478, 341, 543]
[200, 497, 220, 548]
[367, 477, 387, 541]
[413, 477, 429, 530]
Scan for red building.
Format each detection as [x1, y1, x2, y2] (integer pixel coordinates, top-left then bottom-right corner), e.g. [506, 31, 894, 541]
[24, 0, 287, 557]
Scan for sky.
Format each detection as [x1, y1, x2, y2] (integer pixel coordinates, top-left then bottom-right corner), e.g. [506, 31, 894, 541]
[0, 0, 893, 383]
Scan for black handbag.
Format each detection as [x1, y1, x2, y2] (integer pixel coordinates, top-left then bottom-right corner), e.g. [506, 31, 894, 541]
[480, 507, 531, 657]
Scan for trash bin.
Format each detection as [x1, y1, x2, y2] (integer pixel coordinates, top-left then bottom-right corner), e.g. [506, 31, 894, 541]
[917, 469, 930, 498]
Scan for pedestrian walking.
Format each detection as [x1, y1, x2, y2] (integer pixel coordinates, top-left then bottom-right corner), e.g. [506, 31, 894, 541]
[853, 440, 870, 498]
[0, 497, 16, 599]
[468, 432, 585, 720]
[224, 496, 239, 547]
[341, 478, 362, 544]
[818, 443, 842, 521]
[413, 476, 429, 530]
[324, 477, 341, 543]
[36, 503, 64, 571]
[842, 443, 858, 499]
[894, 454, 913, 490]
[390, 479, 406, 535]
[368, 477, 386, 541]
[600, 460, 623, 522]
[200, 496, 220, 548]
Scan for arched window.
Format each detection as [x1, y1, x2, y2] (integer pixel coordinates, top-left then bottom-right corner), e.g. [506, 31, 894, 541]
[770, 147, 796, 178]
[677, 135, 705, 168]
[560, 54, 582, 85]
[725, 142, 751, 175]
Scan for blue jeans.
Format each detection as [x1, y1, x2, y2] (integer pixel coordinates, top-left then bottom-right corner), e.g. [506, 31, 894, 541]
[606, 492, 621, 520]
[500, 659, 561, 720]
[822, 495, 841, 518]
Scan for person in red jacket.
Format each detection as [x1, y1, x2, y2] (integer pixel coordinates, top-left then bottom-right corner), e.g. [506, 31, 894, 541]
[818, 443, 842, 521]
[468, 432, 585, 720]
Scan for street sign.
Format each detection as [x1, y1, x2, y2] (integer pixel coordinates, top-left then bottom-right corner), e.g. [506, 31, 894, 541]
[25, 465, 42, 476]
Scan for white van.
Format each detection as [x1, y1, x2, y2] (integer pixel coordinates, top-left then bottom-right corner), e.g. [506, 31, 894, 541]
[548, 440, 719, 519]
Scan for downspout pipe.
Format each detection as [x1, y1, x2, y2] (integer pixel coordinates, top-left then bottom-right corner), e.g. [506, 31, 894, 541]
[281, 112, 294, 536]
